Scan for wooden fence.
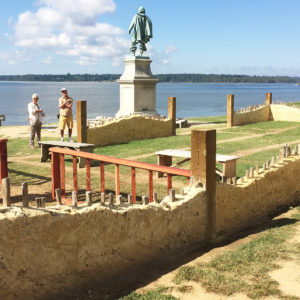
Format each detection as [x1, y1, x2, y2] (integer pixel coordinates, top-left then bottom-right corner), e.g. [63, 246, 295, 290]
[49, 147, 191, 203]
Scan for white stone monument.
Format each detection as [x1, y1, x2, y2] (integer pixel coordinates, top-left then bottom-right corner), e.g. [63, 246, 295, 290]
[115, 56, 159, 118]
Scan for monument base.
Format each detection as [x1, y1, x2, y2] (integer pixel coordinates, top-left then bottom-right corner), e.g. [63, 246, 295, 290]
[115, 109, 160, 118]
[115, 56, 159, 118]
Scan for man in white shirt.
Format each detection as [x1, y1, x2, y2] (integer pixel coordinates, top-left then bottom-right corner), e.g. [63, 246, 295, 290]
[28, 94, 44, 149]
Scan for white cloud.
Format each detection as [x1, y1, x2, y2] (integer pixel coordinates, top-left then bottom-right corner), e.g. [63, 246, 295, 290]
[164, 44, 177, 54]
[0, 51, 33, 64]
[7, 0, 130, 67]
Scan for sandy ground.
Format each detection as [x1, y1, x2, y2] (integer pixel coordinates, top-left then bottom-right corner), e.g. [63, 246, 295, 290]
[0, 122, 77, 139]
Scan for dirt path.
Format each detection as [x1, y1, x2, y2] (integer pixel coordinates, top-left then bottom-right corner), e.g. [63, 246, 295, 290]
[133, 208, 300, 300]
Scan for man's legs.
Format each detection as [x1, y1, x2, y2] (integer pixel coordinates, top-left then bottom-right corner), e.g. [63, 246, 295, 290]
[68, 128, 72, 142]
[29, 125, 36, 148]
[36, 122, 42, 145]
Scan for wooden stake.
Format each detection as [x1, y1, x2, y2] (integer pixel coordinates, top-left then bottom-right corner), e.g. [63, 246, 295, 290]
[2, 178, 10, 207]
[22, 182, 29, 207]
[86, 191, 92, 206]
[55, 188, 62, 205]
[72, 191, 77, 208]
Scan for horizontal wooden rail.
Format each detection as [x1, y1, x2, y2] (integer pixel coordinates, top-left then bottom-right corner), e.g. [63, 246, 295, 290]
[49, 147, 191, 177]
[49, 147, 191, 203]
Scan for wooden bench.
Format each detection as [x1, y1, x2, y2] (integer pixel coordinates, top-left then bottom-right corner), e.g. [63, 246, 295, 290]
[38, 141, 95, 168]
[155, 149, 238, 179]
[0, 115, 5, 126]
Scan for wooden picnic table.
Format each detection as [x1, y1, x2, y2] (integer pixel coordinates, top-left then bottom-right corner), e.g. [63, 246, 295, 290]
[155, 149, 239, 179]
[38, 140, 95, 168]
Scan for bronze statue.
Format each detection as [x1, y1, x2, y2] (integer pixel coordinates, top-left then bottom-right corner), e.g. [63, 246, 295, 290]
[128, 7, 153, 56]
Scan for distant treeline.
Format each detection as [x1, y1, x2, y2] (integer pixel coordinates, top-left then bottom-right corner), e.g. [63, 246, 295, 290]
[1, 73, 300, 83]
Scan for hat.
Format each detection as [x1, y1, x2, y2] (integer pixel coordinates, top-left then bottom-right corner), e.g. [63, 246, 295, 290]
[61, 88, 67, 92]
[32, 93, 39, 99]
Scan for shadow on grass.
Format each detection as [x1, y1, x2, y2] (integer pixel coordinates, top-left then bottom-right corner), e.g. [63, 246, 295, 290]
[8, 168, 51, 186]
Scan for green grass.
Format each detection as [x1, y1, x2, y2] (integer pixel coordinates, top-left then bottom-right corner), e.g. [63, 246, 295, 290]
[174, 210, 300, 299]
[118, 287, 178, 300]
[188, 115, 226, 123]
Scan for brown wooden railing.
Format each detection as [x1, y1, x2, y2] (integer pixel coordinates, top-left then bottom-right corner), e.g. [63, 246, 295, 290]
[49, 147, 191, 203]
[0, 139, 8, 184]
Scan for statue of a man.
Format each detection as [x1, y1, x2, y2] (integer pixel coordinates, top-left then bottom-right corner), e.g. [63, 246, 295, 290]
[128, 7, 153, 56]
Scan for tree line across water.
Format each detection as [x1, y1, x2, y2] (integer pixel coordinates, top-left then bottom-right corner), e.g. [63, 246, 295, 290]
[1, 73, 300, 83]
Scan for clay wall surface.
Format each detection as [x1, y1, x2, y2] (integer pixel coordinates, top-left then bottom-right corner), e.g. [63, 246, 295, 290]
[217, 156, 300, 234]
[233, 105, 269, 126]
[270, 104, 300, 122]
[0, 187, 207, 299]
[87, 116, 172, 146]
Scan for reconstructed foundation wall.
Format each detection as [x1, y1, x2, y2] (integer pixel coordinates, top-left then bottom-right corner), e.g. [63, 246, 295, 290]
[233, 105, 269, 126]
[0, 187, 207, 299]
[216, 155, 300, 234]
[270, 104, 300, 122]
[232, 104, 300, 126]
[87, 116, 173, 146]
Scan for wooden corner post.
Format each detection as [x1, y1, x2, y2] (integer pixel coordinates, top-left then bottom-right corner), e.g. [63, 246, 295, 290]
[168, 97, 176, 136]
[0, 139, 8, 185]
[227, 94, 234, 128]
[191, 129, 216, 240]
[265, 93, 272, 120]
[76, 100, 87, 143]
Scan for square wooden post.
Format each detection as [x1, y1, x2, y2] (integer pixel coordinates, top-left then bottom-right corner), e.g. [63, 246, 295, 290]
[76, 100, 87, 143]
[191, 130, 216, 240]
[168, 97, 176, 136]
[51, 152, 61, 200]
[227, 94, 234, 128]
[0, 139, 8, 185]
[265, 93, 272, 121]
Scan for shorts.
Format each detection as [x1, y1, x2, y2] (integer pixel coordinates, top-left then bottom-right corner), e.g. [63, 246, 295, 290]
[59, 115, 73, 130]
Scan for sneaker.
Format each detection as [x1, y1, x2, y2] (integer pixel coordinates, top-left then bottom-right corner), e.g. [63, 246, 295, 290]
[30, 145, 34, 149]
[60, 138, 64, 142]
[68, 138, 72, 142]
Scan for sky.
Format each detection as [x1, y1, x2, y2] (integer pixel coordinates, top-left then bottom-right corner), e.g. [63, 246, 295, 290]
[1, 0, 300, 76]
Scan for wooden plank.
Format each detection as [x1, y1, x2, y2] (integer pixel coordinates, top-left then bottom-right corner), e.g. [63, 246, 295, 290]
[167, 174, 172, 193]
[49, 147, 192, 178]
[168, 97, 176, 135]
[191, 129, 216, 240]
[115, 164, 120, 196]
[0, 139, 8, 182]
[51, 152, 61, 199]
[86, 158, 91, 191]
[72, 156, 78, 193]
[76, 100, 87, 143]
[227, 94, 234, 128]
[100, 162, 105, 193]
[59, 154, 65, 197]
[39, 140, 94, 147]
[148, 170, 153, 202]
[131, 167, 136, 203]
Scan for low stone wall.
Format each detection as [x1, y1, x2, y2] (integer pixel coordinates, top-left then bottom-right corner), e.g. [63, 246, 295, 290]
[233, 105, 269, 126]
[0, 187, 207, 299]
[87, 115, 173, 146]
[217, 155, 300, 234]
[270, 104, 300, 122]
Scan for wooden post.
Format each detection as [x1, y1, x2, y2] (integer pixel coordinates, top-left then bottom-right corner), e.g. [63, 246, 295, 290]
[72, 191, 77, 208]
[22, 182, 29, 207]
[100, 192, 105, 205]
[51, 152, 61, 199]
[169, 189, 176, 202]
[227, 94, 234, 128]
[86, 191, 92, 206]
[168, 97, 176, 136]
[76, 100, 87, 143]
[265, 93, 272, 120]
[191, 130, 216, 240]
[0, 139, 8, 184]
[55, 188, 62, 205]
[2, 177, 11, 207]
[127, 194, 133, 204]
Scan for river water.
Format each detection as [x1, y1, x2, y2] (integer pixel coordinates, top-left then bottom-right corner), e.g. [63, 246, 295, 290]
[0, 81, 299, 125]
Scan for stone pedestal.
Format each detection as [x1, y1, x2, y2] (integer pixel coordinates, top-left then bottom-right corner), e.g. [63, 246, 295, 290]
[115, 56, 159, 118]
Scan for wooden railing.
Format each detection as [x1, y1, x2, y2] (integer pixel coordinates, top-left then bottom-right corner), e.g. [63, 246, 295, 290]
[49, 147, 191, 203]
[0, 139, 8, 184]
